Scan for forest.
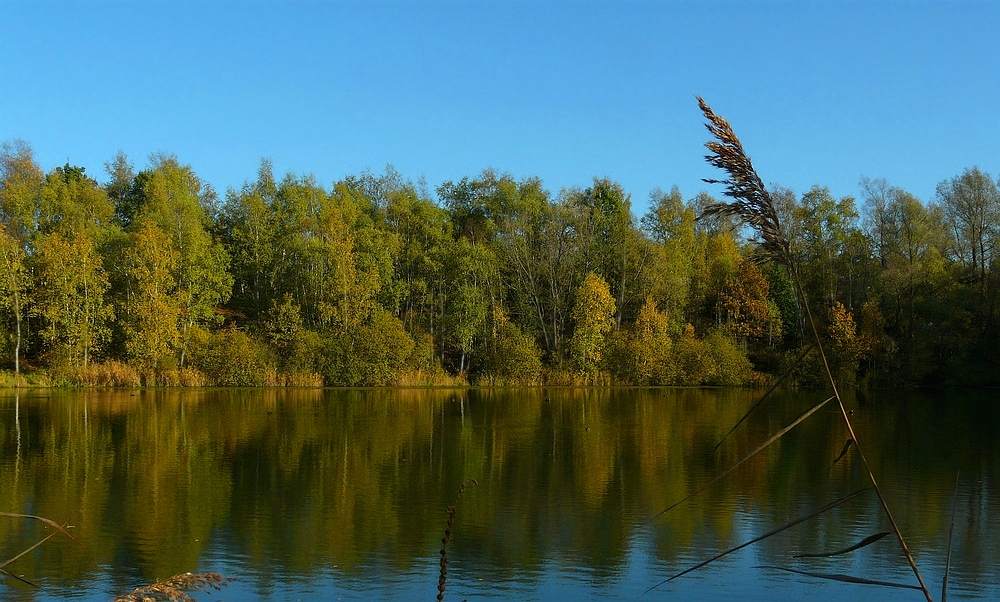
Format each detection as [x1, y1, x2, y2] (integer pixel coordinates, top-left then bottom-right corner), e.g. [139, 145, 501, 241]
[0, 139, 998, 388]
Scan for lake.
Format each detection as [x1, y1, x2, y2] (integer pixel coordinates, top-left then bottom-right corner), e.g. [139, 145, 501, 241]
[0, 387, 997, 601]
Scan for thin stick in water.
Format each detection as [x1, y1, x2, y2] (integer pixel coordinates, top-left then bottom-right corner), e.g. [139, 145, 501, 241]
[942, 470, 960, 602]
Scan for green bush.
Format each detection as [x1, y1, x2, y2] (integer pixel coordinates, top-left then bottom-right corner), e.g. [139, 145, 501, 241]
[705, 331, 754, 386]
[672, 325, 717, 385]
[192, 326, 274, 386]
[484, 317, 542, 385]
[320, 309, 415, 386]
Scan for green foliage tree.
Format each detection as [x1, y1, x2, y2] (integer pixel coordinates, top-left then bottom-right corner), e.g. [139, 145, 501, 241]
[32, 230, 112, 368]
[0, 226, 28, 374]
[568, 178, 649, 328]
[321, 309, 414, 386]
[937, 167, 1000, 287]
[263, 293, 322, 376]
[39, 164, 115, 239]
[0, 141, 43, 374]
[8, 136, 1000, 388]
[448, 281, 488, 374]
[222, 160, 280, 320]
[794, 186, 863, 307]
[705, 330, 754, 385]
[862, 180, 949, 384]
[139, 155, 233, 366]
[105, 152, 150, 229]
[194, 326, 272, 386]
[0, 140, 42, 241]
[672, 324, 717, 385]
[642, 187, 696, 324]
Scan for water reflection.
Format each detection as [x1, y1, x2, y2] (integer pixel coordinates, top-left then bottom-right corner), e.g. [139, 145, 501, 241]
[0, 388, 997, 600]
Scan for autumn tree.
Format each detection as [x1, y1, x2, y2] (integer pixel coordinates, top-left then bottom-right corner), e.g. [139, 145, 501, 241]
[606, 296, 673, 385]
[121, 220, 180, 369]
[718, 259, 782, 347]
[826, 302, 862, 385]
[569, 272, 616, 379]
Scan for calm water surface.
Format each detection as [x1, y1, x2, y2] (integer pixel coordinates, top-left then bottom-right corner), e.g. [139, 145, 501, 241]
[0, 388, 997, 601]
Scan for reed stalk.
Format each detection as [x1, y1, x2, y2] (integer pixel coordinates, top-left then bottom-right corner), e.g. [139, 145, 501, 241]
[696, 96, 933, 600]
[646, 488, 871, 594]
[0, 513, 81, 589]
[437, 479, 477, 602]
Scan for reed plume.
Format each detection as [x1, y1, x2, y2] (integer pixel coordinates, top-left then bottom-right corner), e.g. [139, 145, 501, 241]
[112, 572, 230, 602]
[694, 96, 932, 601]
[697, 96, 792, 267]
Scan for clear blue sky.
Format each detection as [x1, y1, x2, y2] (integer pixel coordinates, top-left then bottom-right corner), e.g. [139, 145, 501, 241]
[2, 1, 998, 215]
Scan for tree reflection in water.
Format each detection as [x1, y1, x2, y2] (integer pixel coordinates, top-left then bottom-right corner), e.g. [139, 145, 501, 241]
[0, 388, 996, 600]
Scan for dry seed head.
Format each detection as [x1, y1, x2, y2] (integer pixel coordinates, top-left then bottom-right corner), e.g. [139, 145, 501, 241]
[696, 96, 792, 268]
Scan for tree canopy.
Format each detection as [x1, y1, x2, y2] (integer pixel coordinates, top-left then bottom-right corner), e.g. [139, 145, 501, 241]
[1, 140, 997, 387]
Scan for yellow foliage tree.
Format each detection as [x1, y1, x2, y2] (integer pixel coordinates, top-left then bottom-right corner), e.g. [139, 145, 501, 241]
[32, 230, 112, 368]
[827, 301, 862, 385]
[570, 272, 616, 379]
[606, 297, 673, 385]
[122, 220, 180, 370]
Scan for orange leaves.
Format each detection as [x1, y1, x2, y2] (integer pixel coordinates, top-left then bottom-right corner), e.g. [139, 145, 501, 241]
[719, 260, 782, 342]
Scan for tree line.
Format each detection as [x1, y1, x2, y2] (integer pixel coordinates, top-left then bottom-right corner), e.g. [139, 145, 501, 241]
[1, 139, 998, 387]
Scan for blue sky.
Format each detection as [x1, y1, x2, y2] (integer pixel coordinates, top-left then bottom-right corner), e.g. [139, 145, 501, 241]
[2, 1, 998, 215]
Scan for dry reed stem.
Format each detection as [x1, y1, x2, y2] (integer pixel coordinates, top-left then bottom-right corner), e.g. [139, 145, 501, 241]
[714, 342, 814, 452]
[652, 395, 833, 522]
[755, 565, 923, 590]
[645, 488, 871, 594]
[794, 531, 891, 558]
[437, 479, 478, 602]
[698, 97, 932, 601]
[797, 279, 932, 600]
[0, 514, 80, 589]
[942, 471, 960, 601]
